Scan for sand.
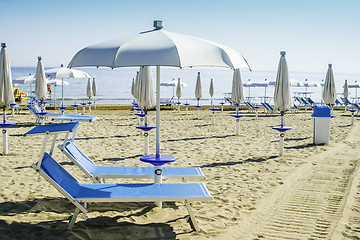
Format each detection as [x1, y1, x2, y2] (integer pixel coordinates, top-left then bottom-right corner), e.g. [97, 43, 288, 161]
[0, 105, 359, 239]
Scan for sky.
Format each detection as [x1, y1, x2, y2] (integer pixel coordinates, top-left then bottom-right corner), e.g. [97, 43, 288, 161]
[1, 0, 360, 74]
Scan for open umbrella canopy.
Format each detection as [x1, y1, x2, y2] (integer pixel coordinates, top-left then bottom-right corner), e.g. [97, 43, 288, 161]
[195, 72, 202, 100]
[68, 27, 250, 70]
[343, 80, 349, 99]
[322, 64, 336, 105]
[35, 57, 47, 101]
[47, 79, 69, 86]
[274, 51, 292, 113]
[45, 64, 91, 79]
[176, 78, 182, 98]
[160, 80, 187, 87]
[137, 66, 155, 110]
[86, 78, 92, 98]
[67, 20, 251, 159]
[13, 74, 36, 85]
[303, 79, 321, 88]
[0, 43, 15, 108]
[231, 68, 245, 104]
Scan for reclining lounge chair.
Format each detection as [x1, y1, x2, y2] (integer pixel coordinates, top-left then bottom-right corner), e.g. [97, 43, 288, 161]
[59, 140, 205, 182]
[32, 152, 212, 231]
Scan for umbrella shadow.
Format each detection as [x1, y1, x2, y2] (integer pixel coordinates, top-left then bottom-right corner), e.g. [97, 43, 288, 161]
[197, 156, 277, 168]
[166, 134, 233, 142]
[75, 135, 136, 141]
[270, 137, 311, 142]
[285, 143, 315, 149]
[194, 123, 212, 127]
[100, 154, 143, 162]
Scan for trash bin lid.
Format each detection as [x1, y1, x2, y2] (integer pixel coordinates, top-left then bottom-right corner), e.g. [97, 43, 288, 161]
[311, 105, 331, 117]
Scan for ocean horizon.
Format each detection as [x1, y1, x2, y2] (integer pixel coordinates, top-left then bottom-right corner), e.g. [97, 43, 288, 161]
[10, 66, 359, 106]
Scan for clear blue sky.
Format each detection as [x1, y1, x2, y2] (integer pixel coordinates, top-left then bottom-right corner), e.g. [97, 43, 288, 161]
[1, 0, 359, 73]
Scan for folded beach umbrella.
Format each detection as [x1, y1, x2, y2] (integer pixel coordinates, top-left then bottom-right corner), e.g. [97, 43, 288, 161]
[274, 51, 292, 118]
[68, 21, 251, 194]
[137, 66, 156, 111]
[343, 80, 349, 99]
[176, 78, 182, 111]
[35, 57, 48, 104]
[0, 43, 15, 154]
[195, 72, 202, 105]
[209, 78, 214, 106]
[131, 78, 135, 99]
[231, 68, 245, 113]
[92, 78, 97, 108]
[133, 71, 140, 101]
[322, 64, 336, 106]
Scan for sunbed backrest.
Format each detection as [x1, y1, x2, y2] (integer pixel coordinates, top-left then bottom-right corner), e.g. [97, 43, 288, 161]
[27, 105, 37, 114]
[40, 153, 81, 197]
[65, 141, 97, 172]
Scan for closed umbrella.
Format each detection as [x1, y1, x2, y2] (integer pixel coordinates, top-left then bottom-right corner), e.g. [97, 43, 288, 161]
[92, 78, 97, 109]
[231, 68, 245, 135]
[343, 80, 349, 111]
[131, 78, 136, 100]
[209, 78, 214, 106]
[45, 64, 90, 113]
[195, 72, 202, 119]
[273, 51, 292, 156]
[0, 43, 15, 154]
[322, 64, 336, 106]
[35, 57, 47, 111]
[68, 21, 251, 208]
[86, 78, 92, 112]
[176, 78, 182, 111]
[133, 71, 140, 100]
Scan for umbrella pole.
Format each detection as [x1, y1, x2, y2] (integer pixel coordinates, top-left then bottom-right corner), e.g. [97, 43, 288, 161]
[155, 66, 160, 158]
[94, 96, 96, 109]
[280, 111, 285, 156]
[144, 109, 149, 155]
[88, 97, 91, 112]
[236, 105, 240, 135]
[2, 106, 7, 154]
[178, 97, 180, 112]
[197, 99, 200, 119]
[61, 77, 64, 114]
[155, 66, 162, 208]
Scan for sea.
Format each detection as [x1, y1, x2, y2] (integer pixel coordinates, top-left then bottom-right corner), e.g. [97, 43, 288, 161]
[11, 66, 360, 106]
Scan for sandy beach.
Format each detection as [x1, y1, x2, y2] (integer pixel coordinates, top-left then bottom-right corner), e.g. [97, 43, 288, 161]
[0, 105, 359, 239]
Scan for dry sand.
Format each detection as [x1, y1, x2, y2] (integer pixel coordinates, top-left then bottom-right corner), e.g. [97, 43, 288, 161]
[0, 105, 359, 239]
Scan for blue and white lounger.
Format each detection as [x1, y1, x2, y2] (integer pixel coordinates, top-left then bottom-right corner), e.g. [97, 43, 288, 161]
[52, 114, 98, 123]
[59, 140, 205, 182]
[32, 153, 212, 231]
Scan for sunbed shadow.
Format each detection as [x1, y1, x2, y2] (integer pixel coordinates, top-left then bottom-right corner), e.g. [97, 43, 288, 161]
[270, 137, 311, 142]
[197, 156, 277, 168]
[285, 143, 315, 149]
[75, 135, 136, 141]
[166, 134, 233, 142]
[194, 124, 212, 127]
[338, 124, 351, 128]
[0, 217, 177, 240]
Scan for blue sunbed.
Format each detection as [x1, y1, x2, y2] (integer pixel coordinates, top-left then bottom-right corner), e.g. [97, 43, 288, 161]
[32, 153, 212, 231]
[59, 140, 205, 182]
[52, 114, 98, 123]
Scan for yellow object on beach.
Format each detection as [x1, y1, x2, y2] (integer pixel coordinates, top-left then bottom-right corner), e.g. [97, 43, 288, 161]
[13, 88, 27, 103]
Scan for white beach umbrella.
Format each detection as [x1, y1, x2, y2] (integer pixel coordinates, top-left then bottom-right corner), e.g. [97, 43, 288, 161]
[274, 51, 292, 116]
[176, 78, 182, 99]
[231, 68, 245, 110]
[195, 72, 202, 104]
[0, 43, 15, 154]
[348, 81, 360, 102]
[131, 78, 136, 99]
[209, 78, 214, 105]
[303, 79, 321, 94]
[86, 78, 92, 98]
[0, 43, 15, 111]
[45, 64, 91, 113]
[13, 74, 36, 85]
[68, 21, 251, 192]
[137, 66, 156, 110]
[92, 78, 97, 108]
[343, 80, 349, 99]
[322, 64, 336, 106]
[35, 57, 47, 105]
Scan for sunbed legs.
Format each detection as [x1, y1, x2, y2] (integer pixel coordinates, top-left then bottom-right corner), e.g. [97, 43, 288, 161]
[185, 201, 200, 232]
[68, 208, 80, 230]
